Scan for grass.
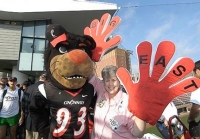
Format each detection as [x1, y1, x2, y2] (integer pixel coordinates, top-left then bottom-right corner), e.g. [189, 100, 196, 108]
[145, 113, 189, 137]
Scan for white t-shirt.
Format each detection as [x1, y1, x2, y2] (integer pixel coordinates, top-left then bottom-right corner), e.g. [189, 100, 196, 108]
[0, 88, 24, 118]
[159, 102, 178, 125]
[190, 88, 200, 105]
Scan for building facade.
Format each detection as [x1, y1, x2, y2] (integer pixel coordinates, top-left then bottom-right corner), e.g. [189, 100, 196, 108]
[95, 48, 132, 78]
[0, 0, 118, 84]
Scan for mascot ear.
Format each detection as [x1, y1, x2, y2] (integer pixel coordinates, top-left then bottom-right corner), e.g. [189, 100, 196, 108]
[46, 24, 68, 47]
[84, 35, 96, 50]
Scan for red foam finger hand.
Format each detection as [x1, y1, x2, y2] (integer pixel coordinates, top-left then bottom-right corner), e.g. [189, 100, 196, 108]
[170, 77, 200, 97]
[84, 27, 91, 36]
[117, 41, 200, 125]
[117, 68, 134, 96]
[161, 58, 194, 85]
[84, 13, 122, 62]
[137, 41, 152, 81]
[151, 41, 175, 81]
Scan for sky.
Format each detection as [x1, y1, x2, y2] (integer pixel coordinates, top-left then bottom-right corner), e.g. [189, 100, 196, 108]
[96, 0, 200, 74]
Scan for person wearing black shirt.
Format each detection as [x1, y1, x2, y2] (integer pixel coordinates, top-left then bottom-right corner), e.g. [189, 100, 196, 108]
[22, 73, 47, 139]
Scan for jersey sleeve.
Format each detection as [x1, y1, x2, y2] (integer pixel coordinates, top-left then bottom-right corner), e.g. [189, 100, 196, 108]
[29, 88, 50, 138]
[190, 88, 200, 105]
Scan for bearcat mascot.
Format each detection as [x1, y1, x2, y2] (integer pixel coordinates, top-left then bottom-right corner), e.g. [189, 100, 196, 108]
[29, 13, 200, 139]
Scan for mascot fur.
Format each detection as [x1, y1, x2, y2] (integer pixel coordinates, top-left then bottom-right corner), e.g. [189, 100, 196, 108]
[29, 13, 200, 139]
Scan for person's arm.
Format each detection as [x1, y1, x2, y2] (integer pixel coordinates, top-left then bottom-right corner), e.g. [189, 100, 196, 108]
[187, 103, 200, 138]
[19, 102, 24, 125]
[131, 116, 146, 138]
[19, 90, 24, 125]
[187, 103, 200, 123]
[164, 118, 169, 127]
[89, 75, 104, 95]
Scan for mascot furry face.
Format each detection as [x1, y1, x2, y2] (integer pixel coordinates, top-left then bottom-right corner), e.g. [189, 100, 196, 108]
[44, 24, 96, 90]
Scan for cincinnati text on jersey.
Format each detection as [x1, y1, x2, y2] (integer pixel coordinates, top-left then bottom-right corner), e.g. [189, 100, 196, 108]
[63, 100, 84, 105]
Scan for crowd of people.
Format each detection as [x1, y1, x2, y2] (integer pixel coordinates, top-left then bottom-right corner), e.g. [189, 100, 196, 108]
[0, 73, 48, 139]
[0, 60, 200, 139]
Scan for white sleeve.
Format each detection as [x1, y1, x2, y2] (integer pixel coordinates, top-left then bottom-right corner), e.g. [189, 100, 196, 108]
[0, 89, 4, 102]
[38, 84, 46, 98]
[162, 102, 178, 124]
[190, 88, 200, 105]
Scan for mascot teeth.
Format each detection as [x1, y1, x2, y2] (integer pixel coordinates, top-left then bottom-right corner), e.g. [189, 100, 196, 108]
[65, 76, 84, 80]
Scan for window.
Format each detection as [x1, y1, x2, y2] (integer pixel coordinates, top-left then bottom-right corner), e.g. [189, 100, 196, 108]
[35, 21, 46, 38]
[21, 38, 33, 53]
[34, 39, 45, 53]
[22, 22, 34, 37]
[32, 53, 44, 71]
[19, 53, 32, 70]
[19, 20, 48, 71]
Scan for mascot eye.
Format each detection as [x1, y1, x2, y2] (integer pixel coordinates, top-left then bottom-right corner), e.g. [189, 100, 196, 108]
[59, 46, 68, 53]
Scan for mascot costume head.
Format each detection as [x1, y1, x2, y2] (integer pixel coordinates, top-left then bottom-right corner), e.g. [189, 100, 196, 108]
[44, 24, 96, 90]
[29, 13, 200, 139]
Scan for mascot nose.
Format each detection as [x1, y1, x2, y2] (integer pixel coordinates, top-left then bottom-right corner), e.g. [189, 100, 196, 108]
[67, 49, 89, 65]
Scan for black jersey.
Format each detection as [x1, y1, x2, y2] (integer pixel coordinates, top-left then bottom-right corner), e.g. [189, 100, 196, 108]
[29, 82, 95, 139]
